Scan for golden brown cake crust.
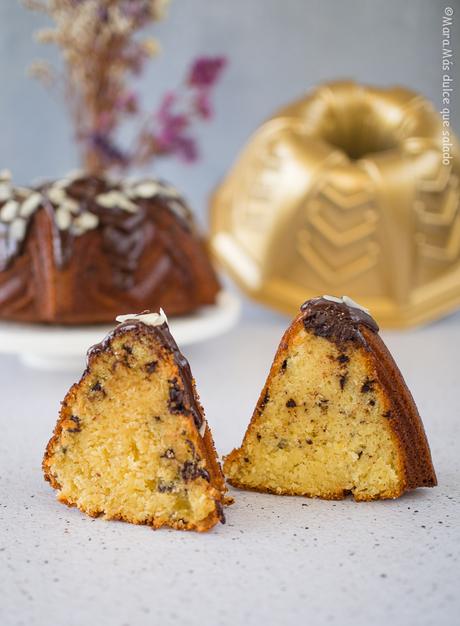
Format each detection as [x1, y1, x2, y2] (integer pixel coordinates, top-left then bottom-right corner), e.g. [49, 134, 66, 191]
[224, 298, 437, 499]
[360, 325, 437, 491]
[0, 175, 219, 324]
[43, 319, 228, 531]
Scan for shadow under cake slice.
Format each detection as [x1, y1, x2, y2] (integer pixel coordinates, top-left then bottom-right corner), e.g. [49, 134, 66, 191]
[224, 296, 437, 501]
[43, 310, 227, 531]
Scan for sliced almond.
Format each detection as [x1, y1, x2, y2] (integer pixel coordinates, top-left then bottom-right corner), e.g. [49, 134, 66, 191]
[9, 217, 27, 241]
[47, 187, 66, 204]
[60, 198, 80, 214]
[73, 211, 99, 231]
[132, 181, 162, 198]
[0, 200, 19, 222]
[19, 192, 42, 217]
[160, 184, 180, 198]
[55, 207, 72, 230]
[0, 184, 11, 202]
[168, 200, 189, 220]
[96, 191, 137, 213]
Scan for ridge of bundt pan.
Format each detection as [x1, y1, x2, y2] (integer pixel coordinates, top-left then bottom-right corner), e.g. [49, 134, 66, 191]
[210, 80, 460, 327]
[0, 172, 219, 324]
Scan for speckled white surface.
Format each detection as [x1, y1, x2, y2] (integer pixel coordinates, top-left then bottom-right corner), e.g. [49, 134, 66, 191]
[1, 313, 459, 626]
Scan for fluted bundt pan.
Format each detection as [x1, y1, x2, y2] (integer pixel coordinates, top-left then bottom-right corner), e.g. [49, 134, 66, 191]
[210, 81, 460, 327]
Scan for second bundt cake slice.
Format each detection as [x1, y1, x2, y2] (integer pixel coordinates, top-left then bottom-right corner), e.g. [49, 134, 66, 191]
[43, 310, 227, 531]
[224, 296, 437, 500]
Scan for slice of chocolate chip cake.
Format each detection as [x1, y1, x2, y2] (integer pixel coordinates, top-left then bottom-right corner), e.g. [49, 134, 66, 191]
[224, 296, 437, 501]
[43, 310, 227, 531]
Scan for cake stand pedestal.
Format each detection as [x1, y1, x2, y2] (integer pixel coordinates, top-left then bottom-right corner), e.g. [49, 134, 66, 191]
[0, 290, 241, 371]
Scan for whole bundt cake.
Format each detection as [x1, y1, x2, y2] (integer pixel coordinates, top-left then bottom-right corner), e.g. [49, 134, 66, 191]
[0, 170, 219, 324]
[224, 296, 437, 500]
[43, 310, 228, 531]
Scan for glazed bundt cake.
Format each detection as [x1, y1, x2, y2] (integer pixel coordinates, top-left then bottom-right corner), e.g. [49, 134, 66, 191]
[43, 310, 227, 531]
[224, 296, 437, 500]
[0, 170, 219, 324]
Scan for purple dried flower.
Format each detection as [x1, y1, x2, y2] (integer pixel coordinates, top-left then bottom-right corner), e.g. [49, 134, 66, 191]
[157, 91, 178, 121]
[188, 56, 227, 88]
[119, 0, 152, 26]
[116, 91, 139, 114]
[97, 111, 116, 133]
[97, 5, 109, 22]
[27, 0, 227, 173]
[88, 132, 129, 167]
[172, 136, 198, 162]
[122, 42, 149, 75]
[194, 91, 212, 119]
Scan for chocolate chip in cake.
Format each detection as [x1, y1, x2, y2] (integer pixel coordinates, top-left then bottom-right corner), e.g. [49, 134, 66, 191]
[259, 389, 270, 412]
[306, 438, 313, 445]
[90, 381, 105, 394]
[185, 439, 196, 457]
[145, 360, 158, 374]
[122, 343, 133, 354]
[168, 378, 186, 413]
[286, 398, 297, 408]
[337, 353, 350, 364]
[281, 359, 288, 372]
[153, 415, 162, 422]
[317, 398, 329, 412]
[339, 374, 348, 390]
[361, 378, 376, 393]
[181, 460, 210, 482]
[67, 415, 81, 433]
[368, 399, 376, 406]
[256, 433, 262, 441]
[161, 448, 175, 460]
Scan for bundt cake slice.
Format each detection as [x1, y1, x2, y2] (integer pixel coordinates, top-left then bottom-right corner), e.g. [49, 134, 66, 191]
[43, 310, 227, 531]
[224, 296, 437, 501]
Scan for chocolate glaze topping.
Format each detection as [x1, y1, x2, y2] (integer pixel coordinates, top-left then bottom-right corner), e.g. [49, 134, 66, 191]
[301, 296, 379, 346]
[87, 318, 204, 431]
[0, 174, 191, 286]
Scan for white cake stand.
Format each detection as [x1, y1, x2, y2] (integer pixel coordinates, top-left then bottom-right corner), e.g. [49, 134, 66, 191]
[0, 290, 240, 371]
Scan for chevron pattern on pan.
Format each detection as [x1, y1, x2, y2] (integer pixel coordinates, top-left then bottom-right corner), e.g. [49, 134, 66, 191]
[415, 157, 460, 262]
[296, 177, 380, 284]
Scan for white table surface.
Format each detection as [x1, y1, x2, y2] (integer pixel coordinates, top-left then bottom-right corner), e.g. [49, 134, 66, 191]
[1, 307, 459, 626]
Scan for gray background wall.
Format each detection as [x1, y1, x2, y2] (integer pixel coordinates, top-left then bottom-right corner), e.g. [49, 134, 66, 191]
[0, 0, 459, 228]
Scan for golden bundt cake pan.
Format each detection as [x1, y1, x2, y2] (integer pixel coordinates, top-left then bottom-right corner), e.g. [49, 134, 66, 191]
[210, 80, 460, 328]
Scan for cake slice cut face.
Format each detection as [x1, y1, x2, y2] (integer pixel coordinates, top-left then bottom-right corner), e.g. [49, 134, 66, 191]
[43, 311, 227, 531]
[224, 297, 437, 501]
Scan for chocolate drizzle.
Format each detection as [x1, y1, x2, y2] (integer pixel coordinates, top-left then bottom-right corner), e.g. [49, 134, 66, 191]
[300, 297, 379, 346]
[87, 318, 204, 432]
[42, 176, 190, 289]
[0, 174, 191, 285]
